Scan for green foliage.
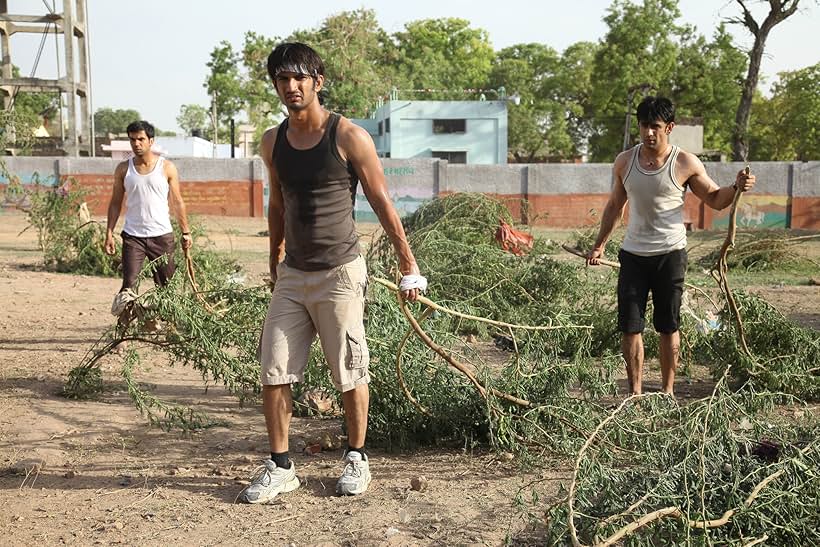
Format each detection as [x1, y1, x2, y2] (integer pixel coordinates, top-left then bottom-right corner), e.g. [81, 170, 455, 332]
[698, 291, 820, 400]
[24, 176, 120, 276]
[289, 9, 396, 118]
[749, 62, 820, 161]
[176, 104, 209, 136]
[94, 107, 141, 136]
[240, 30, 281, 136]
[0, 108, 39, 156]
[541, 390, 819, 545]
[204, 40, 244, 131]
[674, 25, 747, 156]
[489, 43, 576, 162]
[586, 1, 747, 161]
[392, 18, 494, 100]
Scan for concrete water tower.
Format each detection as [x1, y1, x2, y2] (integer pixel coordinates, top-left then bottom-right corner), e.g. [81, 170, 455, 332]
[0, 0, 92, 156]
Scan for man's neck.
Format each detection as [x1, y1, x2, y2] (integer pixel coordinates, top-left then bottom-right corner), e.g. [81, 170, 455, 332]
[287, 105, 329, 132]
[642, 143, 671, 162]
[133, 152, 156, 166]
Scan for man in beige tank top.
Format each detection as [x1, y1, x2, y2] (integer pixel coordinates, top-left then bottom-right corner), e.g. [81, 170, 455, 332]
[587, 97, 755, 396]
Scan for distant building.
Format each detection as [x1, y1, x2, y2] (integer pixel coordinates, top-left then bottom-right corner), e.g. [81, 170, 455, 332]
[352, 99, 508, 164]
[101, 136, 241, 160]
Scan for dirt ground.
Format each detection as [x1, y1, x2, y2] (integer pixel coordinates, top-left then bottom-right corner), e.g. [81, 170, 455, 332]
[1, 210, 818, 546]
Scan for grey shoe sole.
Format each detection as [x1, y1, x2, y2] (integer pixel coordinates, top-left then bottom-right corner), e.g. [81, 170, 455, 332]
[242, 474, 300, 504]
[336, 473, 372, 496]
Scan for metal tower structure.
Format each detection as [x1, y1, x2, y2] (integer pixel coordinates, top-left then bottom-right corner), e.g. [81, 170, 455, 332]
[0, 0, 92, 156]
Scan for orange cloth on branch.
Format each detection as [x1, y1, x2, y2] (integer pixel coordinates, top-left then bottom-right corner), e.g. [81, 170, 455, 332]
[494, 219, 533, 256]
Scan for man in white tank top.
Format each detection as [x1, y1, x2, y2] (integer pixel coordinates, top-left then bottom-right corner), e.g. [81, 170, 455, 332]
[104, 120, 191, 298]
[586, 97, 755, 396]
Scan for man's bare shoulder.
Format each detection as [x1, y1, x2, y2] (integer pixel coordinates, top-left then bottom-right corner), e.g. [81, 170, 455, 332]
[612, 148, 633, 174]
[335, 116, 374, 155]
[259, 126, 280, 162]
[115, 160, 129, 174]
[674, 148, 705, 177]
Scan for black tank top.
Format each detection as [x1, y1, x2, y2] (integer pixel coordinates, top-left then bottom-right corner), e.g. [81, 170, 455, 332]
[273, 113, 361, 271]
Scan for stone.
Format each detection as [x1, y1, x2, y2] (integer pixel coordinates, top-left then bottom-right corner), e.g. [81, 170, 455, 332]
[410, 476, 428, 492]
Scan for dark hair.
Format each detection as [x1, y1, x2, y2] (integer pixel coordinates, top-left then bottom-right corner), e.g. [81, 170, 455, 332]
[266, 42, 325, 81]
[636, 96, 675, 124]
[126, 120, 155, 139]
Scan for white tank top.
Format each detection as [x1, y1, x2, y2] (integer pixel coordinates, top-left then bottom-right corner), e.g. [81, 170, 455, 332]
[122, 156, 173, 238]
[621, 144, 687, 256]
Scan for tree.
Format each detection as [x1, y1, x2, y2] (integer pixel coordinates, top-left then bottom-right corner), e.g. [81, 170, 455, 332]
[94, 107, 141, 136]
[204, 40, 244, 135]
[727, 0, 803, 161]
[392, 18, 494, 99]
[176, 104, 209, 136]
[554, 42, 599, 158]
[9, 67, 59, 130]
[288, 9, 396, 117]
[587, 0, 688, 161]
[240, 31, 280, 126]
[489, 44, 559, 162]
[749, 62, 820, 160]
[673, 25, 747, 155]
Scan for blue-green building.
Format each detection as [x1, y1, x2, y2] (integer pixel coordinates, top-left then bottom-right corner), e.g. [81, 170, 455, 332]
[353, 99, 509, 164]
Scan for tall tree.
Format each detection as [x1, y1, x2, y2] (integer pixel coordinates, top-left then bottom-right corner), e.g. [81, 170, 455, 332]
[94, 107, 141, 136]
[204, 41, 244, 135]
[392, 18, 494, 99]
[555, 42, 599, 158]
[489, 43, 560, 162]
[673, 25, 747, 156]
[176, 104, 209, 136]
[588, 0, 688, 161]
[288, 9, 395, 117]
[727, 0, 803, 161]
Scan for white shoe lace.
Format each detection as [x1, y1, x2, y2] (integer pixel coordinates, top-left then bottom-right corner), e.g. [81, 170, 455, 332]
[248, 464, 273, 487]
[342, 461, 363, 479]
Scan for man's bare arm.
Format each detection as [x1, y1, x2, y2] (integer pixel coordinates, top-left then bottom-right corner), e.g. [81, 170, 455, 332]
[339, 119, 417, 276]
[588, 151, 630, 263]
[165, 161, 191, 239]
[104, 162, 128, 255]
[681, 152, 755, 210]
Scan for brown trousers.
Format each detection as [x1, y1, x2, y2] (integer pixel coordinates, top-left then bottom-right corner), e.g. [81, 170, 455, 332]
[120, 231, 176, 291]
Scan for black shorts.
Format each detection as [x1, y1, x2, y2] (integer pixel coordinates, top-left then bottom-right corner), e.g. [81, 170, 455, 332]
[121, 231, 176, 290]
[617, 248, 687, 334]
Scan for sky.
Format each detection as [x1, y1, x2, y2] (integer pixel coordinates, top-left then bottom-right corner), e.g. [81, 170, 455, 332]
[6, 0, 820, 133]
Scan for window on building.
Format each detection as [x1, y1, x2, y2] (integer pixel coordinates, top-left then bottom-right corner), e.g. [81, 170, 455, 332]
[432, 119, 466, 134]
[431, 151, 467, 163]
[385, 118, 390, 133]
[378, 121, 384, 136]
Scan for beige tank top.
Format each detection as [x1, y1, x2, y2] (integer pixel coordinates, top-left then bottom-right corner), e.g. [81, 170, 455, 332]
[621, 144, 687, 256]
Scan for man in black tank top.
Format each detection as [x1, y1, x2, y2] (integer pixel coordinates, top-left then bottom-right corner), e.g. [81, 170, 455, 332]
[587, 96, 755, 397]
[239, 43, 426, 504]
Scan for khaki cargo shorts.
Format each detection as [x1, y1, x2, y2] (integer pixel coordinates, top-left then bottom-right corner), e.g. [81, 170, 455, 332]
[258, 255, 369, 392]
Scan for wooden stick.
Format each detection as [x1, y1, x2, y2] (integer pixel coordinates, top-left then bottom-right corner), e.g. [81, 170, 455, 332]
[562, 244, 621, 268]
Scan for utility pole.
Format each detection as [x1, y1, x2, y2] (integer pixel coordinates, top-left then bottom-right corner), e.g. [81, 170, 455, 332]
[211, 90, 218, 158]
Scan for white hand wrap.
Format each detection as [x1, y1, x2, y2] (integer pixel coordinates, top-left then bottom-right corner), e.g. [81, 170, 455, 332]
[399, 274, 428, 293]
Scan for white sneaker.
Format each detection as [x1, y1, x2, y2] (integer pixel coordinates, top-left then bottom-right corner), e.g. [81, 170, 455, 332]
[336, 451, 371, 495]
[238, 459, 299, 504]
